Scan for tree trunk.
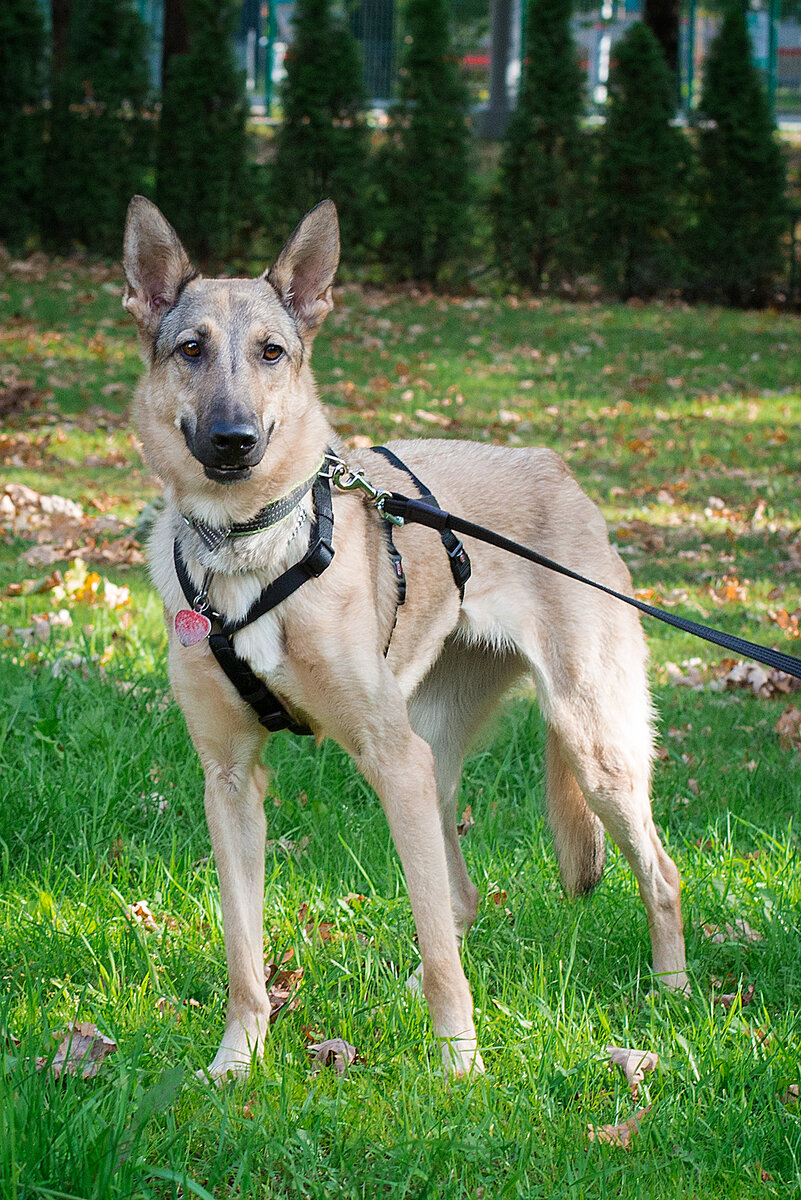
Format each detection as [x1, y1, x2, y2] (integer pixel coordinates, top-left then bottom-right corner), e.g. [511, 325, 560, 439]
[161, 0, 190, 87]
[50, 0, 72, 83]
[643, 0, 680, 77]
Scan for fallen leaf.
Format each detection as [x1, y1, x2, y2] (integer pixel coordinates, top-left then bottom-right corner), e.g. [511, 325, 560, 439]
[264, 964, 303, 1021]
[457, 805, 474, 837]
[36, 1022, 117, 1080]
[713, 982, 755, 1011]
[702, 919, 763, 945]
[776, 707, 801, 752]
[606, 1045, 658, 1097]
[588, 1105, 651, 1149]
[308, 1037, 358, 1076]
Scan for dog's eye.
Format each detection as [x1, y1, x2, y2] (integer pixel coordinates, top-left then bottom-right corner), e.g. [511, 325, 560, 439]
[263, 344, 284, 363]
[180, 341, 202, 359]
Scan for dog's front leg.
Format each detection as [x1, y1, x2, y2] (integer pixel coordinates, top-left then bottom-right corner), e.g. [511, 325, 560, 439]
[356, 719, 484, 1077]
[201, 749, 270, 1079]
[170, 645, 270, 1080]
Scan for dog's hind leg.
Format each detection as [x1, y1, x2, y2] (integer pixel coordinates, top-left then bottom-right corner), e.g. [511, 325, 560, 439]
[545, 725, 606, 896]
[170, 643, 270, 1080]
[546, 684, 686, 991]
[519, 601, 687, 992]
[408, 637, 525, 938]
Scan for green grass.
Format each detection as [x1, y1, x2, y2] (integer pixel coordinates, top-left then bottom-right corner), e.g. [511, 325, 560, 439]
[1, 260, 801, 1197]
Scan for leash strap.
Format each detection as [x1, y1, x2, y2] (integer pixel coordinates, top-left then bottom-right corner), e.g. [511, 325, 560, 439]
[371, 446, 472, 598]
[381, 493, 801, 681]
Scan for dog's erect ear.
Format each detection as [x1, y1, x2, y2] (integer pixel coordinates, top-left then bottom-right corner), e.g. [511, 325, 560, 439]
[266, 200, 340, 337]
[122, 196, 194, 336]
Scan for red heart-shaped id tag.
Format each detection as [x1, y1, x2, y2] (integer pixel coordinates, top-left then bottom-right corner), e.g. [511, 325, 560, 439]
[174, 608, 212, 647]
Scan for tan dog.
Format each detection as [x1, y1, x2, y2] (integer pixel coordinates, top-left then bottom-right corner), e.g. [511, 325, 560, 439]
[123, 196, 687, 1080]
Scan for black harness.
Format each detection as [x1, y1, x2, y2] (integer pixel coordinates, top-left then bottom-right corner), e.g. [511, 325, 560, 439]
[172, 448, 470, 735]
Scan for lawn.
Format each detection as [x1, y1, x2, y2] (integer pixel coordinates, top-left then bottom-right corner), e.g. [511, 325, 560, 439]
[1, 255, 801, 1198]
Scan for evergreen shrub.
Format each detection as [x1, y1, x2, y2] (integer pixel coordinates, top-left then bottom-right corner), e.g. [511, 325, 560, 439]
[156, 0, 248, 266]
[377, 0, 473, 283]
[692, 0, 786, 305]
[0, 0, 47, 248]
[593, 21, 688, 298]
[268, 0, 371, 257]
[492, 0, 586, 289]
[43, 0, 153, 256]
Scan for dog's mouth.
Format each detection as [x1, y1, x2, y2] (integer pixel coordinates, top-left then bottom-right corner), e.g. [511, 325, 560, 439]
[203, 464, 253, 484]
[181, 416, 272, 485]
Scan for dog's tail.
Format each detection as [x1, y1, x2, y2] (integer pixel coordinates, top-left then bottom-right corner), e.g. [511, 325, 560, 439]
[545, 726, 606, 895]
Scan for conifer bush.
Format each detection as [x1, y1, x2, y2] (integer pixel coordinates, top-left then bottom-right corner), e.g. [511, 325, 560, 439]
[692, 0, 786, 306]
[377, 0, 472, 283]
[0, 0, 46, 248]
[593, 22, 688, 298]
[42, 0, 153, 256]
[156, 0, 248, 265]
[268, 0, 371, 257]
[492, 0, 586, 289]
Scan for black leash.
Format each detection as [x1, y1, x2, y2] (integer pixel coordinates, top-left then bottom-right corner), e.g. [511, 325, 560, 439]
[380, 493, 801, 682]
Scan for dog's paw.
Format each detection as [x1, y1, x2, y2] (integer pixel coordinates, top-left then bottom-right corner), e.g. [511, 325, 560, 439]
[197, 1019, 267, 1084]
[439, 1036, 485, 1078]
[196, 1045, 255, 1085]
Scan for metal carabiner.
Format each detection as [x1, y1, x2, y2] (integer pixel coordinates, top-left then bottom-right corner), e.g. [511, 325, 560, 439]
[326, 456, 404, 526]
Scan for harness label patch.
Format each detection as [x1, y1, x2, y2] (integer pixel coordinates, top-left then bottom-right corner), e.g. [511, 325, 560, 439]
[175, 608, 212, 646]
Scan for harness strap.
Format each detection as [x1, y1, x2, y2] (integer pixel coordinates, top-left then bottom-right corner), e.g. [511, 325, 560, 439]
[371, 445, 472, 598]
[380, 493, 801, 682]
[172, 472, 335, 734]
[220, 475, 334, 636]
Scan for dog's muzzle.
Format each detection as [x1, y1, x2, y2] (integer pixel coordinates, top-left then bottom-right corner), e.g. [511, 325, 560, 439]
[182, 415, 271, 484]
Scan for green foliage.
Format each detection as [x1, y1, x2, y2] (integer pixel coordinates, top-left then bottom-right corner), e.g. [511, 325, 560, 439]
[268, 0, 371, 256]
[377, 0, 472, 283]
[42, 0, 153, 256]
[492, 0, 587, 289]
[0, 0, 46, 248]
[593, 22, 688, 298]
[692, 0, 787, 306]
[156, 0, 248, 266]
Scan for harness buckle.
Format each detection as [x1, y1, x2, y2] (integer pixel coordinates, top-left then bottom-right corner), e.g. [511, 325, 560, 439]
[303, 537, 335, 578]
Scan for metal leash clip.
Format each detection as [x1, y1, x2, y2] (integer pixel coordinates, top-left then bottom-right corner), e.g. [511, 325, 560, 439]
[324, 455, 404, 526]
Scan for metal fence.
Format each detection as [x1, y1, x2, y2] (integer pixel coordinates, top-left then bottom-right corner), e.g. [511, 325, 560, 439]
[132, 2, 801, 125]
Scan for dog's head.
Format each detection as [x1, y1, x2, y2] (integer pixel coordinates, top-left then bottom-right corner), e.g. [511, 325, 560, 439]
[123, 198, 339, 503]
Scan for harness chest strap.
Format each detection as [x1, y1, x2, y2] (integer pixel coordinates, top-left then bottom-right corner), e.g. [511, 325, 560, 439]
[173, 472, 335, 735]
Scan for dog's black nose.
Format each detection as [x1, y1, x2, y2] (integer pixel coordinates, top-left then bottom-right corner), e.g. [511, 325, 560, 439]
[209, 421, 260, 456]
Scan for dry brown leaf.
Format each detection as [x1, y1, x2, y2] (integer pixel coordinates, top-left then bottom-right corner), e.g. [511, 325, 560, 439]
[776, 707, 801, 753]
[588, 1105, 651, 1150]
[607, 1045, 658, 1097]
[713, 982, 755, 1011]
[457, 804, 474, 837]
[308, 1037, 358, 1076]
[36, 1022, 117, 1080]
[702, 919, 763, 945]
[265, 964, 303, 1021]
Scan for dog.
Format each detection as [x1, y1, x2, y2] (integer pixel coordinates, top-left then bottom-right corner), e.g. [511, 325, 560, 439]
[122, 195, 687, 1080]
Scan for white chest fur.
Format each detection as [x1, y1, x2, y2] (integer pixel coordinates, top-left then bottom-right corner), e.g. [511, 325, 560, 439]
[150, 503, 311, 683]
